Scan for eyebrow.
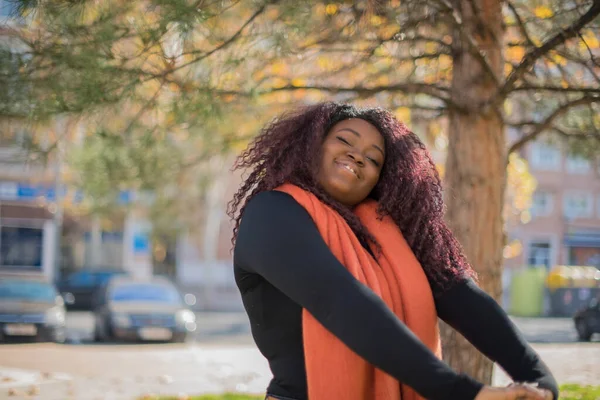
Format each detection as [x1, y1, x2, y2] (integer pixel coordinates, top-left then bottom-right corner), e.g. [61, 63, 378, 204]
[337, 128, 385, 157]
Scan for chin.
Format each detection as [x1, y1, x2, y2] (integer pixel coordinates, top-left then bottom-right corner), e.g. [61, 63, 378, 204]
[325, 184, 358, 206]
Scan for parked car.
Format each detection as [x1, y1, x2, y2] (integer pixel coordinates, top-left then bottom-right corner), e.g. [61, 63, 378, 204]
[56, 268, 129, 310]
[0, 275, 66, 343]
[573, 296, 600, 341]
[92, 276, 196, 343]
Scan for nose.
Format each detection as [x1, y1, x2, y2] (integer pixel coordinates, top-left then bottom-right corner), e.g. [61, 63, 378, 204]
[347, 151, 364, 167]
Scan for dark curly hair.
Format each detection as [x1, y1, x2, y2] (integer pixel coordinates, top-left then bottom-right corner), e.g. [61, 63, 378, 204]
[227, 102, 476, 294]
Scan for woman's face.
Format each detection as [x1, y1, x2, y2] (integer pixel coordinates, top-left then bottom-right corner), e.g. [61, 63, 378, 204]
[316, 118, 385, 207]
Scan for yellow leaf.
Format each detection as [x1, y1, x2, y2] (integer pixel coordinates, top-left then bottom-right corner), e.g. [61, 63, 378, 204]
[435, 163, 445, 179]
[506, 46, 525, 63]
[425, 42, 437, 53]
[533, 6, 553, 19]
[378, 25, 398, 39]
[423, 74, 436, 84]
[579, 30, 599, 50]
[370, 15, 383, 27]
[504, 101, 513, 116]
[438, 54, 452, 69]
[291, 78, 306, 87]
[373, 46, 388, 57]
[270, 62, 288, 75]
[325, 4, 338, 16]
[266, 8, 280, 19]
[394, 107, 411, 122]
[375, 75, 389, 85]
[317, 56, 336, 71]
[271, 77, 288, 89]
[550, 51, 567, 66]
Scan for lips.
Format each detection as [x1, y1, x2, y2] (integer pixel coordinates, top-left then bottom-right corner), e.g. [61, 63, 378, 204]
[334, 160, 360, 179]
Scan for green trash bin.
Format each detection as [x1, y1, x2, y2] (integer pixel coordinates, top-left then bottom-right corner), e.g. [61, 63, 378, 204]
[510, 267, 547, 317]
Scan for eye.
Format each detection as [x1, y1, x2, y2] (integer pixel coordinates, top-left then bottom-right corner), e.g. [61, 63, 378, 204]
[336, 136, 350, 145]
[367, 157, 380, 167]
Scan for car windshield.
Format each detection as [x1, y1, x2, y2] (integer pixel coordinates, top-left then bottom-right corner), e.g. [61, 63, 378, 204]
[0, 280, 57, 302]
[109, 283, 181, 304]
[66, 270, 125, 287]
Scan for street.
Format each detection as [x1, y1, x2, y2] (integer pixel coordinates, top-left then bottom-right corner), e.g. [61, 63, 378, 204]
[0, 312, 598, 400]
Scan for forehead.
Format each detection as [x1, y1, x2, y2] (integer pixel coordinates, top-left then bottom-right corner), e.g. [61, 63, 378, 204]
[330, 118, 384, 144]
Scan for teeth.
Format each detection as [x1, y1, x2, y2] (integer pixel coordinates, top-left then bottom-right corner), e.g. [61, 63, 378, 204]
[343, 164, 357, 176]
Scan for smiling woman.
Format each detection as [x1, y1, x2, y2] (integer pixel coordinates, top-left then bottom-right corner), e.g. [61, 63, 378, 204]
[316, 119, 385, 207]
[227, 102, 557, 400]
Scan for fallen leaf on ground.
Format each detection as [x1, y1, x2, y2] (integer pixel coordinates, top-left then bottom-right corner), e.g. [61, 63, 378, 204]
[27, 385, 40, 395]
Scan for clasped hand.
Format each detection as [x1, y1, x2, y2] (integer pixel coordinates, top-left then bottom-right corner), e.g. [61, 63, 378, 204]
[474, 383, 553, 400]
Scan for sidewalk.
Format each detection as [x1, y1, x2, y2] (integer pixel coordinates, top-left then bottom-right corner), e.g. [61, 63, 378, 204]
[1, 341, 598, 400]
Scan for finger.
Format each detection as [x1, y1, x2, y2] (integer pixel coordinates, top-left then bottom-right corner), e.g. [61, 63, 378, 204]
[508, 386, 546, 400]
[541, 389, 553, 400]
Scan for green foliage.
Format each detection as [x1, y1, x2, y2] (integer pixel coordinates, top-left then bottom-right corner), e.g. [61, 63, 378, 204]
[151, 385, 600, 400]
[68, 126, 183, 212]
[154, 394, 261, 400]
[560, 384, 600, 400]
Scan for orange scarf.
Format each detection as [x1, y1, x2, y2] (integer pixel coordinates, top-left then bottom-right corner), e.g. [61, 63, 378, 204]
[276, 184, 441, 400]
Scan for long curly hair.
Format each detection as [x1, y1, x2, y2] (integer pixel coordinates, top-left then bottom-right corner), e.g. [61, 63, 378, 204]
[227, 102, 476, 294]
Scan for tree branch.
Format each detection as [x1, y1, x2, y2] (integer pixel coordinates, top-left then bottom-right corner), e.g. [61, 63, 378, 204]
[551, 125, 600, 141]
[512, 85, 600, 94]
[499, 0, 600, 102]
[507, 95, 600, 154]
[506, 1, 536, 48]
[264, 83, 453, 106]
[148, 4, 267, 80]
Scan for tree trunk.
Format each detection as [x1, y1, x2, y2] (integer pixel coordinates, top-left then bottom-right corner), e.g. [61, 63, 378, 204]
[443, 0, 506, 385]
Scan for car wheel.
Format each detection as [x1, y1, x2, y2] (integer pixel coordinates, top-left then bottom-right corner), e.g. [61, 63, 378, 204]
[93, 326, 102, 342]
[53, 327, 66, 344]
[170, 332, 188, 343]
[575, 319, 592, 341]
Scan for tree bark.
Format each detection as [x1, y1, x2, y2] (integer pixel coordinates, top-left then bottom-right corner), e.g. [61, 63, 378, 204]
[442, 0, 506, 385]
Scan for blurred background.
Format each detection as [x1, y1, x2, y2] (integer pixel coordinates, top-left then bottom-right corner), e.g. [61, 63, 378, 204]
[0, 0, 599, 399]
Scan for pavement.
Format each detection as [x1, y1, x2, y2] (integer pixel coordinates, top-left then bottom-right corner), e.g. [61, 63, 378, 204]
[0, 312, 597, 400]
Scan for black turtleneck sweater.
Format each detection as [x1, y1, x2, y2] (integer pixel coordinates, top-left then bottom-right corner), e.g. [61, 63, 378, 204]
[233, 191, 558, 400]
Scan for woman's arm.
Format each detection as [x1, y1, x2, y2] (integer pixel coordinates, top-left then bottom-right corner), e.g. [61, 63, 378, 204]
[435, 280, 559, 400]
[235, 191, 483, 400]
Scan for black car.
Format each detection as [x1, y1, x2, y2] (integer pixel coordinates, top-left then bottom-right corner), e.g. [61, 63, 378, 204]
[573, 296, 600, 341]
[57, 268, 129, 310]
[92, 276, 196, 343]
[0, 276, 66, 343]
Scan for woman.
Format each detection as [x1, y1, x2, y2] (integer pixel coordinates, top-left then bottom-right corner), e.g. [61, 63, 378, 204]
[228, 102, 557, 400]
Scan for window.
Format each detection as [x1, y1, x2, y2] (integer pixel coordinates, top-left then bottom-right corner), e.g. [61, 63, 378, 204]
[531, 190, 553, 217]
[0, 226, 43, 269]
[566, 155, 591, 174]
[530, 143, 561, 170]
[528, 242, 551, 268]
[563, 191, 593, 219]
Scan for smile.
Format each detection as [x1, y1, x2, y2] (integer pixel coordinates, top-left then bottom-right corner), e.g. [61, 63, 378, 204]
[335, 161, 359, 178]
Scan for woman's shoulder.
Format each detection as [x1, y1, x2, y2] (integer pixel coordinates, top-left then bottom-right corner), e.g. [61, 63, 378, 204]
[243, 190, 300, 215]
[239, 190, 314, 233]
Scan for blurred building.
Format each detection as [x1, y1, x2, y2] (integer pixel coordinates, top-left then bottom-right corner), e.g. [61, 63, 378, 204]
[505, 139, 600, 271]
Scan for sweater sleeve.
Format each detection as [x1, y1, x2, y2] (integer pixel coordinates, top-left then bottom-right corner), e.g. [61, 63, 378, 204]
[435, 279, 559, 400]
[234, 191, 484, 400]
